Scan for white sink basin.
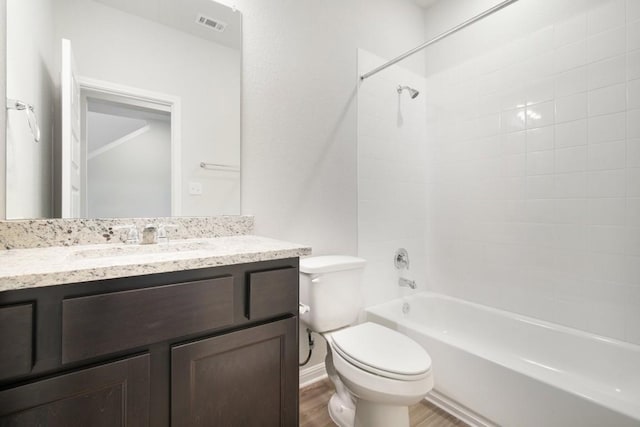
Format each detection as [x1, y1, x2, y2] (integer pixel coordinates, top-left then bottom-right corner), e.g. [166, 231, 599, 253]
[70, 240, 214, 260]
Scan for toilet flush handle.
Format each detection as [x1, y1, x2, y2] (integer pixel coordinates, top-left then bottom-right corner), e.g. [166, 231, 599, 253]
[299, 303, 310, 315]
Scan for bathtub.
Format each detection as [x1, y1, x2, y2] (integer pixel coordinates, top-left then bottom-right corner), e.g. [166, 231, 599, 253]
[365, 292, 640, 427]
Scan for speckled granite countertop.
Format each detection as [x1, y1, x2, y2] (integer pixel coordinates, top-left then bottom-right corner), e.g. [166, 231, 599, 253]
[0, 235, 311, 291]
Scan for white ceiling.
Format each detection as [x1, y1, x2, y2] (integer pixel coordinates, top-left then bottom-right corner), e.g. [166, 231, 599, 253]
[413, 0, 439, 9]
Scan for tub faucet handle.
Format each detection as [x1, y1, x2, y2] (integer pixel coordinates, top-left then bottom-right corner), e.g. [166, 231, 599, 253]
[395, 248, 410, 270]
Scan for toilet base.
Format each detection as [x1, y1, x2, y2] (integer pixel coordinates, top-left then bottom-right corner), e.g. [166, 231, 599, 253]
[328, 393, 356, 427]
[354, 400, 410, 427]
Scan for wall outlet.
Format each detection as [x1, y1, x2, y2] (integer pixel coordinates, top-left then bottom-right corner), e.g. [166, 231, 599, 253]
[189, 182, 203, 195]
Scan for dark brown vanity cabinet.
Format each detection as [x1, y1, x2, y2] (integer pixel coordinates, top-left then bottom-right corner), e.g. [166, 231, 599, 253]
[0, 258, 300, 427]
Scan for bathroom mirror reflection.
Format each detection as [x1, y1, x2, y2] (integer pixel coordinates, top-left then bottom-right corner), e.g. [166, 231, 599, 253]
[4, 0, 242, 219]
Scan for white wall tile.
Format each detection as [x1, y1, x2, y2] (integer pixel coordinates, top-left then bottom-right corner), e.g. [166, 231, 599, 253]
[629, 79, 640, 110]
[526, 101, 555, 128]
[587, 140, 626, 170]
[628, 20, 640, 51]
[556, 93, 588, 123]
[554, 12, 587, 48]
[629, 50, 640, 81]
[555, 40, 588, 73]
[628, 109, 640, 138]
[502, 131, 526, 155]
[587, 0, 626, 36]
[555, 66, 588, 96]
[527, 175, 555, 199]
[556, 146, 588, 173]
[588, 55, 626, 89]
[555, 199, 589, 224]
[626, 227, 640, 255]
[526, 77, 555, 105]
[527, 150, 555, 175]
[628, 168, 640, 197]
[629, 0, 640, 22]
[527, 199, 556, 223]
[588, 112, 626, 143]
[501, 108, 526, 132]
[627, 198, 640, 226]
[555, 172, 588, 198]
[556, 119, 588, 147]
[504, 154, 526, 176]
[588, 83, 627, 116]
[589, 225, 628, 254]
[588, 27, 626, 63]
[527, 126, 554, 152]
[588, 169, 627, 197]
[588, 198, 626, 225]
[628, 139, 640, 167]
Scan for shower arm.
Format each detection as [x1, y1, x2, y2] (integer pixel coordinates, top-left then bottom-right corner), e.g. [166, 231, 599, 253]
[360, 0, 520, 81]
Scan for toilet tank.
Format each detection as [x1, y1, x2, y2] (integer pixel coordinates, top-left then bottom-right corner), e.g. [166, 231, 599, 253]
[299, 256, 366, 333]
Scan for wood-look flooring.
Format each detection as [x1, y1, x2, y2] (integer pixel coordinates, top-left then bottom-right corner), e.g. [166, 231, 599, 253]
[300, 379, 468, 427]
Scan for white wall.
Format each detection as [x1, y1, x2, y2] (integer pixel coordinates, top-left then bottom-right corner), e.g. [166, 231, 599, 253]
[5, 0, 55, 219]
[87, 118, 171, 218]
[211, 0, 426, 370]
[423, 0, 640, 344]
[222, 0, 426, 253]
[358, 49, 428, 308]
[54, 0, 241, 217]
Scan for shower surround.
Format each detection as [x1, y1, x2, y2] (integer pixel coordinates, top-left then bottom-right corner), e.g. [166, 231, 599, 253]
[422, 0, 640, 345]
[357, 0, 640, 422]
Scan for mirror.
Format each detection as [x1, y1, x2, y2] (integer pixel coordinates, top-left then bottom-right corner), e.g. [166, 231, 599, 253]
[5, 0, 241, 219]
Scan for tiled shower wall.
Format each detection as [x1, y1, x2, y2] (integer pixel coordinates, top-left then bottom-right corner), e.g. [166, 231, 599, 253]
[424, 0, 640, 344]
[358, 49, 428, 308]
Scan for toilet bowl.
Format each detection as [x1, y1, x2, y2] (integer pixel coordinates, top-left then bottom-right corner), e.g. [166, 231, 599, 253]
[299, 256, 433, 427]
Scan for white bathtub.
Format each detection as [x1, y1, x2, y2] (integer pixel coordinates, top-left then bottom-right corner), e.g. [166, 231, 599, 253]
[365, 292, 640, 427]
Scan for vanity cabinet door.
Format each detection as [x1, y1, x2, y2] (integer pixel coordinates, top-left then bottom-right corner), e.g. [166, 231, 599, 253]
[0, 304, 33, 381]
[0, 354, 150, 426]
[171, 317, 298, 427]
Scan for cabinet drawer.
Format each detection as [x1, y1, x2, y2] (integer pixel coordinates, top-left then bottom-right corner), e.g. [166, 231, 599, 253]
[246, 267, 298, 320]
[0, 304, 33, 381]
[62, 277, 234, 363]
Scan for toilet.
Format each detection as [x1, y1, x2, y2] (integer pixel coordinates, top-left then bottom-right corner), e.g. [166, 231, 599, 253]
[299, 255, 433, 427]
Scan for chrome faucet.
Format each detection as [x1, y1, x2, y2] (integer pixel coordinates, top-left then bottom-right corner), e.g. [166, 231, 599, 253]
[399, 277, 417, 289]
[142, 224, 178, 244]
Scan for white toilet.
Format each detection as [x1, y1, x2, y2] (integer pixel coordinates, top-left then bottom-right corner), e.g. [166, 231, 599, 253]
[299, 255, 433, 427]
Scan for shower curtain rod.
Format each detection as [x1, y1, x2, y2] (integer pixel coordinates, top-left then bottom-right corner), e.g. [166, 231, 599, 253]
[360, 0, 520, 81]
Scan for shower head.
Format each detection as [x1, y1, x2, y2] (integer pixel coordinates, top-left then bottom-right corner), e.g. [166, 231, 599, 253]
[397, 85, 419, 99]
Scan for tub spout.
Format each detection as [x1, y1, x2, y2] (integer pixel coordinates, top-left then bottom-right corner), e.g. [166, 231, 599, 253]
[399, 277, 416, 289]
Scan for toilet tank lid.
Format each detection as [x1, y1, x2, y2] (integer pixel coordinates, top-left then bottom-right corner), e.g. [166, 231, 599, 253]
[300, 255, 366, 274]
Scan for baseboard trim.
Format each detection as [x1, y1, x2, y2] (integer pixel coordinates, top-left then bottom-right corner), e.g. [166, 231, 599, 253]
[425, 390, 497, 427]
[299, 363, 327, 388]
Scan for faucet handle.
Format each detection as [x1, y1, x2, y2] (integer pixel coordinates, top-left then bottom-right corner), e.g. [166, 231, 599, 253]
[157, 224, 178, 243]
[394, 248, 410, 270]
[113, 225, 139, 244]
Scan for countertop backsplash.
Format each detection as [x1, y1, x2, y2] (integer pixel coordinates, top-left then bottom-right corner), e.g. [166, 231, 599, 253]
[0, 216, 255, 250]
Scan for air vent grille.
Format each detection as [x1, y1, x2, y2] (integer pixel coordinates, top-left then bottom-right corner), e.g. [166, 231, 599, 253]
[196, 14, 226, 32]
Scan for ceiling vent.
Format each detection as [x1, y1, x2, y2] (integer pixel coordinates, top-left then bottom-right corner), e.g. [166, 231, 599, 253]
[196, 14, 226, 32]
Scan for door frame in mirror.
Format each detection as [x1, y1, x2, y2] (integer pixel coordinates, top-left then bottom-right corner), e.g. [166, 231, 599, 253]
[1, 3, 7, 220]
[74, 77, 182, 217]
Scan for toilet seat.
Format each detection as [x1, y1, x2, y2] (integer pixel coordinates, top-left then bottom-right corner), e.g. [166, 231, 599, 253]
[329, 322, 431, 381]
